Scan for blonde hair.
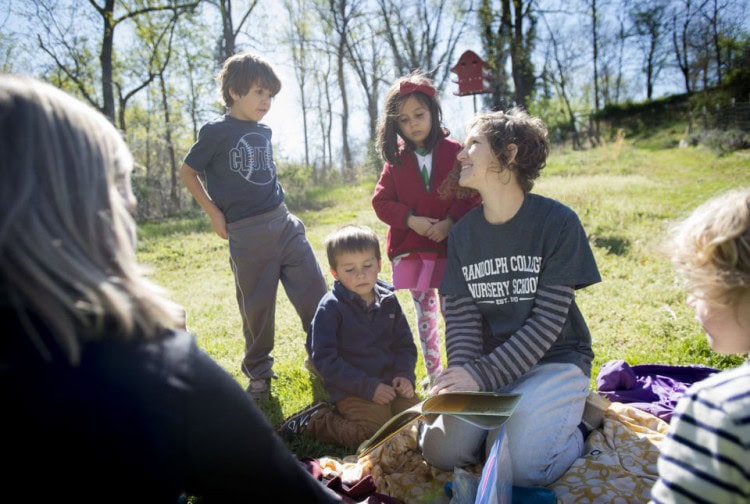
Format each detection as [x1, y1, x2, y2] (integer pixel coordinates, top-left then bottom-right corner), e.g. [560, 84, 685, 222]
[0, 75, 184, 365]
[216, 52, 281, 107]
[667, 188, 750, 308]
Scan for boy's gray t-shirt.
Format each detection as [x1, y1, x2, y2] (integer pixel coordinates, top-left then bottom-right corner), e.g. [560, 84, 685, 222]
[440, 193, 601, 375]
[183, 114, 284, 223]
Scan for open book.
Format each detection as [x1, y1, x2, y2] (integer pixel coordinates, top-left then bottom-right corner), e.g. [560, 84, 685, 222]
[357, 391, 521, 458]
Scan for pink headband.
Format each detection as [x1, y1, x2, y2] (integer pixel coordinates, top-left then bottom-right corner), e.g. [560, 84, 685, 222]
[399, 81, 436, 97]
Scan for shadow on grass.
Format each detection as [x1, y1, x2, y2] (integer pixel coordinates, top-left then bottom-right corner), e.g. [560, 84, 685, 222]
[257, 394, 285, 428]
[593, 235, 630, 256]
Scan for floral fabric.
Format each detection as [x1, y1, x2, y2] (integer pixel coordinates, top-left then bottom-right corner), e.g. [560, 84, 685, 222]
[317, 402, 668, 504]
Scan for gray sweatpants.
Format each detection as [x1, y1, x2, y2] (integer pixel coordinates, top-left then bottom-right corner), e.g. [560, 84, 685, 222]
[226, 203, 327, 381]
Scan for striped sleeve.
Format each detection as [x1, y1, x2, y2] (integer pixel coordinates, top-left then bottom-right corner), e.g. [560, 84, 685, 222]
[650, 367, 750, 504]
[464, 285, 574, 391]
[443, 295, 483, 366]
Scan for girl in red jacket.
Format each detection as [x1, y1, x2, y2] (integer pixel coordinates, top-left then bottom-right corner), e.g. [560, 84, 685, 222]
[372, 72, 478, 385]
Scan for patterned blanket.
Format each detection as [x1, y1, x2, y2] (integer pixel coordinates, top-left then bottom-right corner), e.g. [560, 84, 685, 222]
[316, 402, 668, 503]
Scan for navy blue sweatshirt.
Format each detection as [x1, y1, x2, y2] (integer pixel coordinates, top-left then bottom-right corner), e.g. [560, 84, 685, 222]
[309, 279, 417, 402]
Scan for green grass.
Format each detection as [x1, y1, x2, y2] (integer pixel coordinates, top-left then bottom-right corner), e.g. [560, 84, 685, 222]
[137, 140, 750, 459]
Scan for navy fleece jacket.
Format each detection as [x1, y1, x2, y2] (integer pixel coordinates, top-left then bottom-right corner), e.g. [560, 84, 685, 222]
[309, 279, 417, 403]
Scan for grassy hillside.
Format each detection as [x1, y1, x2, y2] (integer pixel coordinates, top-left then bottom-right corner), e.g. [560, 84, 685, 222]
[137, 139, 750, 458]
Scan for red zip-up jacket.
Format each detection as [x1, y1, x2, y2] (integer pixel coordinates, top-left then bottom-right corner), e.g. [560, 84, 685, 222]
[372, 137, 479, 260]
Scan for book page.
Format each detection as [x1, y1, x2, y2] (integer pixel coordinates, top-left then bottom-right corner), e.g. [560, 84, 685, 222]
[423, 392, 520, 416]
[357, 392, 520, 457]
[357, 403, 423, 457]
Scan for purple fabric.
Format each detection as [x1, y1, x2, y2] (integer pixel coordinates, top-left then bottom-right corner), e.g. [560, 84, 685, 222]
[596, 359, 719, 422]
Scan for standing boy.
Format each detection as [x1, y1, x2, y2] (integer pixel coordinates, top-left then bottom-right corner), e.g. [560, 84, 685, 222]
[180, 52, 327, 401]
[279, 225, 420, 450]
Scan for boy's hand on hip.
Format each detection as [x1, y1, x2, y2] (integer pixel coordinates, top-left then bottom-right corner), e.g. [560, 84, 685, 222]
[210, 212, 228, 240]
[372, 383, 397, 405]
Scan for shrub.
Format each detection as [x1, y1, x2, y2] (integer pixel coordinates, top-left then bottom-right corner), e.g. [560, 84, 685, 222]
[687, 128, 750, 154]
[277, 162, 330, 212]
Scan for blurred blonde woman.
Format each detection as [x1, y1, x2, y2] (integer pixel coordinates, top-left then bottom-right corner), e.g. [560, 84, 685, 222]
[650, 189, 750, 503]
[0, 75, 339, 503]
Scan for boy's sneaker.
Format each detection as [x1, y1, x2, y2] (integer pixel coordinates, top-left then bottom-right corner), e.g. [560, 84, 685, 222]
[582, 391, 611, 431]
[246, 378, 271, 401]
[277, 401, 329, 440]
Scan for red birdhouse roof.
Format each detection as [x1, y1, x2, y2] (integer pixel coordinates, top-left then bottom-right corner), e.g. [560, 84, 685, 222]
[450, 50, 493, 96]
[450, 50, 491, 73]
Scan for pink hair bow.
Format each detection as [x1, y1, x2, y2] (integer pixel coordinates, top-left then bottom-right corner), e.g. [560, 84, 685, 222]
[399, 81, 436, 97]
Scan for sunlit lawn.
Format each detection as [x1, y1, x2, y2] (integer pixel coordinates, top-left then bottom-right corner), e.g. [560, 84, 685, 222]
[137, 139, 750, 458]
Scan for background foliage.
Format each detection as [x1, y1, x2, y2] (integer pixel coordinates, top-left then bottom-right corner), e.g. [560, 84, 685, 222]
[2, 0, 748, 219]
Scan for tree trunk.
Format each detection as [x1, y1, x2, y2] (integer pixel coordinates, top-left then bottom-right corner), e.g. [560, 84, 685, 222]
[100, 0, 116, 121]
[159, 73, 179, 210]
[590, 0, 600, 144]
[509, 0, 535, 109]
[479, 0, 510, 110]
[709, 0, 722, 84]
[220, 0, 235, 61]
[647, 39, 656, 100]
[336, 41, 353, 179]
[672, 2, 693, 95]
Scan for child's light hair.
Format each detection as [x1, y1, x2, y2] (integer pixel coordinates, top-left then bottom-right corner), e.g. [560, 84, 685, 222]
[668, 188, 750, 308]
[325, 225, 381, 270]
[376, 70, 446, 165]
[216, 52, 281, 107]
[0, 75, 184, 365]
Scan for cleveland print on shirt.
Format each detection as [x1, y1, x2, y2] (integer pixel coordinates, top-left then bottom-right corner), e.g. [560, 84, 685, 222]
[230, 132, 275, 185]
[461, 254, 541, 305]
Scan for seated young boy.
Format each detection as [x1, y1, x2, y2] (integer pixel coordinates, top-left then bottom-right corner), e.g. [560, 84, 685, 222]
[278, 225, 420, 450]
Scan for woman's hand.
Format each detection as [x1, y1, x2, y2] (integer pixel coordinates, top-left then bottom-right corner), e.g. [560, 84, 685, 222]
[428, 367, 479, 395]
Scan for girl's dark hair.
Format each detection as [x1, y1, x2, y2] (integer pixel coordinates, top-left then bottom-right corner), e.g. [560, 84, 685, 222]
[376, 71, 446, 165]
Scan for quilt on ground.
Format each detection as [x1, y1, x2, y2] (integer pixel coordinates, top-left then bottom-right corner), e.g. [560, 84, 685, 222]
[316, 402, 668, 504]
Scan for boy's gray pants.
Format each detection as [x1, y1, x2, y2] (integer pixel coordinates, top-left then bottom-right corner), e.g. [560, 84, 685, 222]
[226, 203, 327, 382]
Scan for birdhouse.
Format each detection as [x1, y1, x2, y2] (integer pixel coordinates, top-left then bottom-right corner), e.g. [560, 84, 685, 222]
[450, 50, 493, 96]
